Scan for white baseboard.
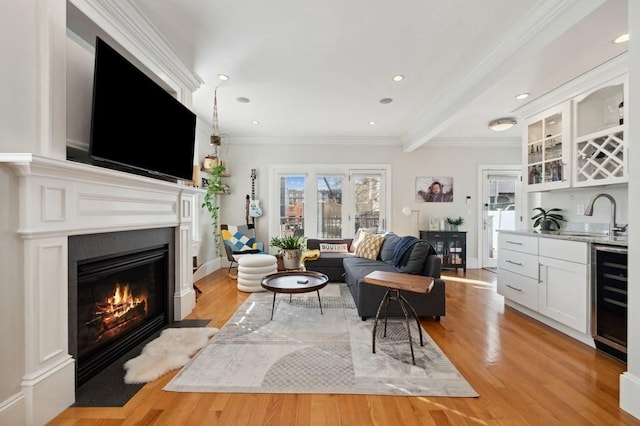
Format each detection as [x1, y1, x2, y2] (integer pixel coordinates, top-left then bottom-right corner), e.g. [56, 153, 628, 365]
[193, 257, 222, 282]
[0, 392, 25, 426]
[621, 372, 640, 420]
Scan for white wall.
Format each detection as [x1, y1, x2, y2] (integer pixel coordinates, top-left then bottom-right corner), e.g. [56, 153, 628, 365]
[0, 1, 205, 423]
[0, 0, 66, 424]
[535, 184, 628, 231]
[197, 141, 521, 268]
[620, 0, 640, 418]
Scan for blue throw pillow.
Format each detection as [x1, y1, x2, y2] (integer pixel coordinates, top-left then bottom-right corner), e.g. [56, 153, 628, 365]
[229, 231, 256, 251]
[379, 233, 400, 263]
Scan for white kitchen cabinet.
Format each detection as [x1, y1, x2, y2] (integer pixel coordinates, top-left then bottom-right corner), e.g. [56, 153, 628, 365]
[497, 268, 539, 311]
[498, 233, 590, 336]
[538, 238, 589, 333]
[538, 256, 589, 333]
[523, 102, 571, 191]
[573, 75, 628, 187]
[497, 233, 539, 311]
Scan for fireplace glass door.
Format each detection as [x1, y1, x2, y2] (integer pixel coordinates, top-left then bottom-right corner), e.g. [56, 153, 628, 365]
[76, 246, 168, 384]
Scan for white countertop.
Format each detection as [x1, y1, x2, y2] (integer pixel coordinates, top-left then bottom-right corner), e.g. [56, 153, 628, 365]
[498, 229, 628, 247]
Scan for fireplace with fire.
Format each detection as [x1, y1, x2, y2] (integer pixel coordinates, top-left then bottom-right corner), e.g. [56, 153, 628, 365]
[69, 228, 175, 386]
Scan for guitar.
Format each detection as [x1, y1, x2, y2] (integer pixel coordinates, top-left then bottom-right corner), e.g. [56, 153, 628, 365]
[245, 194, 250, 226]
[249, 169, 263, 218]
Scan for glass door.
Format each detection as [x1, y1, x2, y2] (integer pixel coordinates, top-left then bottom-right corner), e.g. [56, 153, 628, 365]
[481, 168, 521, 269]
[349, 170, 385, 234]
[271, 166, 389, 240]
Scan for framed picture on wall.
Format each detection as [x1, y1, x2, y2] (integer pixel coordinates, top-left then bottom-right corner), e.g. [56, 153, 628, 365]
[415, 177, 453, 202]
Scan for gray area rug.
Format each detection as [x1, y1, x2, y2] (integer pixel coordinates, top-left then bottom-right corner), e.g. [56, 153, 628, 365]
[164, 284, 478, 397]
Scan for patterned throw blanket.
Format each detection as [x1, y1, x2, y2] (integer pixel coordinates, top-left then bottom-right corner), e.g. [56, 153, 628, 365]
[392, 236, 420, 268]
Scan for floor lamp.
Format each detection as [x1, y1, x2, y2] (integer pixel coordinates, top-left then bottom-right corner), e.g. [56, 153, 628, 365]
[401, 206, 421, 237]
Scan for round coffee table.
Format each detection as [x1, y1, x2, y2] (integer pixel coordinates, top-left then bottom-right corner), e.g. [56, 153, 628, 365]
[261, 271, 329, 320]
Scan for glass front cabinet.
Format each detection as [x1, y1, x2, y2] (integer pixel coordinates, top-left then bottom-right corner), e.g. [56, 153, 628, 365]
[421, 231, 466, 273]
[572, 75, 627, 187]
[523, 102, 571, 191]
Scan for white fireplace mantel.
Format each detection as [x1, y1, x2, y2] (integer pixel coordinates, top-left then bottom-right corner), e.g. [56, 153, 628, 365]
[0, 153, 199, 425]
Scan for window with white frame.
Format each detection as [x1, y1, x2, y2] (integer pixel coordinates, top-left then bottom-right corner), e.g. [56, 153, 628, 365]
[268, 165, 389, 240]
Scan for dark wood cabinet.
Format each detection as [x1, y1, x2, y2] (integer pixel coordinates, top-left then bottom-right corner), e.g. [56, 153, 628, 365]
[420, 231, 466, 273]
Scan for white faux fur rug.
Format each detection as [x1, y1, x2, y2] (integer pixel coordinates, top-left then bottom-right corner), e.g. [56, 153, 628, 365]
[123, 327, 218, 384]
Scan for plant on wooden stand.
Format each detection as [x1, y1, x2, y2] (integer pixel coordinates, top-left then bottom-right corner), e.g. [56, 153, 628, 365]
[202, 163, 229, 257]
[531, 207, 566, 231]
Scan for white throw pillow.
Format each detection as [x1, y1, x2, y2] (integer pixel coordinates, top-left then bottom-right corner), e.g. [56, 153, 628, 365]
[319, 243, 349, 253]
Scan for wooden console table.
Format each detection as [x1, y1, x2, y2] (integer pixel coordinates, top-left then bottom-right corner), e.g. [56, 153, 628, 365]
[364, 271, 435, 365]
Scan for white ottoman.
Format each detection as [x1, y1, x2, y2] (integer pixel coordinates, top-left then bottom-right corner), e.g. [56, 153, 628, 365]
[236, 254, 278, 293]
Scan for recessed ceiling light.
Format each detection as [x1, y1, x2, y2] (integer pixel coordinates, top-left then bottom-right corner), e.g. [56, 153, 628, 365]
[236, 97, 250, 103]
[516, 93, 530, 100]
[369, 121, 376, 125]
[488, 118, 517, 131]
[392, 75, 404, 82]
[217, 74, 229, 81]
[379, 98, 393, 104]
[614, 33, 629, 44]
[251, 120, 260, 125]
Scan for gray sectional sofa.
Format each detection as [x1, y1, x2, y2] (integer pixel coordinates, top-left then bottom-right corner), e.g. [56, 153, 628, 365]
[305, 238, 354, 281]
[306, 233, 445, 321]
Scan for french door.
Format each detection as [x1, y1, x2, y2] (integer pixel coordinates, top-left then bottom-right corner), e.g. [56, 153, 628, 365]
[269, 165, 389, 239]
[479, 166, 522, 269]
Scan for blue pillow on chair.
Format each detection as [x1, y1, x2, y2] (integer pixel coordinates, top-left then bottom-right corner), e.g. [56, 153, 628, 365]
[222, 225, 255, 251]
[229, 231, 256, 251]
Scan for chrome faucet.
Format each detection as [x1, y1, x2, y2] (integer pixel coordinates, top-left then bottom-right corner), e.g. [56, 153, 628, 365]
[584, 193, 627, 236]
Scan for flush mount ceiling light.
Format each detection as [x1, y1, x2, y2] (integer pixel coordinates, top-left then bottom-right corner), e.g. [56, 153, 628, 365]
[614, 33, 629, 44]
[392, 75, 404, 82]
[217, 74, 229, 81]
[488, 118, 517, 132]
[515, 93, 530, 100]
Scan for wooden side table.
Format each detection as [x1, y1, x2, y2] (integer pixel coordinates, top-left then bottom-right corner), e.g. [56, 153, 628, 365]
[364, 271, 435, 365]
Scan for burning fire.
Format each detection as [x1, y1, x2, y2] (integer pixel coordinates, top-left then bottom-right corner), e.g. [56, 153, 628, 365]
[82, 281, 151, 347]
[96, 282, 148, 321]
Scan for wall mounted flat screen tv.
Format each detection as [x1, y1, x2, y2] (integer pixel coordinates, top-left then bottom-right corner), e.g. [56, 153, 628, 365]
[89, 37, 196, 182]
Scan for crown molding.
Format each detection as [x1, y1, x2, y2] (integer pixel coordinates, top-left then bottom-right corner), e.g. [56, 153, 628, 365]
[402, 0, 606, 152]
[512, 52, 628, 119]
[426, 137, 521, 148]
[227, 136, 403, 146]
[68, 0, 203, 93]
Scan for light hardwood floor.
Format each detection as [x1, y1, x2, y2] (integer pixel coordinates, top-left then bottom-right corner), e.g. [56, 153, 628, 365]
[50, 268, 639, 425]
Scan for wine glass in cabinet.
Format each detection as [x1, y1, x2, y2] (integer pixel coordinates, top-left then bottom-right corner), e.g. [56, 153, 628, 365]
[523, 102, 571, 191]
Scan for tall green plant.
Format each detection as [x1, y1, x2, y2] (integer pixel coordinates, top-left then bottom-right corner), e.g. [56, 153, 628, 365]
[202, 164, 228, 256]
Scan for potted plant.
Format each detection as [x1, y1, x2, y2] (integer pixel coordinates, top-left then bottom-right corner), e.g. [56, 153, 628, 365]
[202, 163, 229, 256]
[270, 235, 307, 269]
[446, 216, 465, 231]
[531, 207, 566, 231]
